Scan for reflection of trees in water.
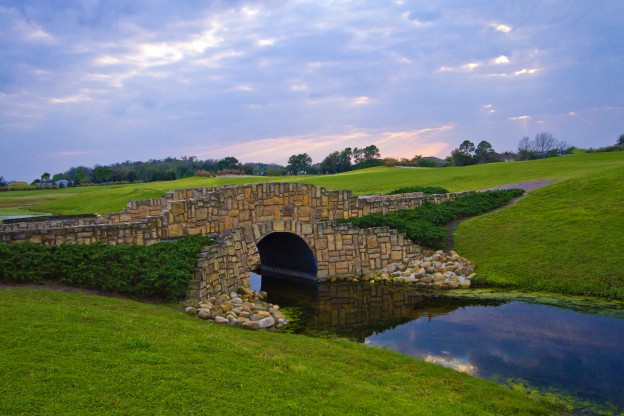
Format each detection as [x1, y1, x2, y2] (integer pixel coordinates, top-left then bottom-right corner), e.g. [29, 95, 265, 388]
[261, 276, 505, 342]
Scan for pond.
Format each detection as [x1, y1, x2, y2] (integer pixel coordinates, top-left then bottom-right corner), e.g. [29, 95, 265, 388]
[251, 272, 624, 414]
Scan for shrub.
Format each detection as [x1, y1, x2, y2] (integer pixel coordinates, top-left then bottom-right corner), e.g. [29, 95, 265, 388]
[0, 235, 213, 301]
[339, 189, 524, 249]
[383, 158, 399, 167]
[388, 186, 449, 195]
[351, 159, 384, 170]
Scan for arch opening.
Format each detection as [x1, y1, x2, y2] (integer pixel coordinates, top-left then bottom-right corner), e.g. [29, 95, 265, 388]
[256, 232, 317, 280]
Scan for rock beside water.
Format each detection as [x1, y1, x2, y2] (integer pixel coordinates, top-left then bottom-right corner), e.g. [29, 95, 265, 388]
[329, 250, 476, 290]
[186, 287, 287, 330]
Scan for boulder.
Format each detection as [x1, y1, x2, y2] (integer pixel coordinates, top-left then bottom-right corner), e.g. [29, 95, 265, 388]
[257, 317, 276, 329]
[197, 310, 212, 320]
[184, 307, 198, 315]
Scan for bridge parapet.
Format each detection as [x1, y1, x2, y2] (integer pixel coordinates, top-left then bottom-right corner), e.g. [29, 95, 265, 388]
[1, 183, 469, 245]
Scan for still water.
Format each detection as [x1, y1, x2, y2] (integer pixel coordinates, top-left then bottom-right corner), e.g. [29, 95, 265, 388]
[251, 273, 624, 413]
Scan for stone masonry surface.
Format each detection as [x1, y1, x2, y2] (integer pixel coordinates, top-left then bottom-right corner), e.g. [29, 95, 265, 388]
[0, 183, 468, 245]
[0, 183, 471, 302]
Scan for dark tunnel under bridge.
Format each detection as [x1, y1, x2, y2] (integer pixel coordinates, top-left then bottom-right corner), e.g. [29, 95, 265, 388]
[256, 232, 318, 280]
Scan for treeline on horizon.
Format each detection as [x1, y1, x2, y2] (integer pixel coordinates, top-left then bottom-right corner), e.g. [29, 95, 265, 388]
[37, 145, 385, 186]
[7, 131, 622, 188]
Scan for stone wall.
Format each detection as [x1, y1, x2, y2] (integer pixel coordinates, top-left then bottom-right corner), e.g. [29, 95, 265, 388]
[188, 219, 418, 301]
[1, 183, 469, 301]
[0, 182, 469, 245]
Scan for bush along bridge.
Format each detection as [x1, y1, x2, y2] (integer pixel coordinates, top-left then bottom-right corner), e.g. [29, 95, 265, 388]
[0, 183, 477, 307]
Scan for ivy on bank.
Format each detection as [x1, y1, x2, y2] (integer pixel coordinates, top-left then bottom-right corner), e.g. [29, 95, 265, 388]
[388, 186, 450, 195]
[340, 189, 525, 249]
[0, 235, 213, 301]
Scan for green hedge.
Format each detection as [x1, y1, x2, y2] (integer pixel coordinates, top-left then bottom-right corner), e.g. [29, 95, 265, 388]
[341, 189, 525, 249]
[0, 235, 213, 301]
[388, 186, 449, 195]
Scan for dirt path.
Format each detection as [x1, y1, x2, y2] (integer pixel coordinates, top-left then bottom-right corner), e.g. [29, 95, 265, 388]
[479, 179, 555, 192]
[445, 180, 555, 252]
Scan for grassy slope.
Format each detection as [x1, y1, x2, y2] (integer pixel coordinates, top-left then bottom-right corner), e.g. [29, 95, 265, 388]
[0, 289, 562, 416]
[455, 165, 624, 299]
[2, 152, 623, 216]
[2, 152, 623, 299]
[300, 152, 624, 195]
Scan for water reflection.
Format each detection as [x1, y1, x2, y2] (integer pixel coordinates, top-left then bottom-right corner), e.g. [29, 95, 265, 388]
[256, 273, 503, 342]
[253, 273, 624, 412]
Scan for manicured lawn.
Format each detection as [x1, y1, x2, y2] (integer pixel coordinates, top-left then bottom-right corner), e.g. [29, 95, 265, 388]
[301, 152, 624, 194]
[2, 152, 624, 216]
[455, 165, 624, 299]
[2, 152, 624, 300]
[0, 289, 563, 415]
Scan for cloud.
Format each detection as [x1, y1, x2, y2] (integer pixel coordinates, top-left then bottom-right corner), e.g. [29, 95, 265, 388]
[492, 23, 512, 33]
[492, 55, 510, 64]
[424, 354, 478, 375]
[183, 126, 452, 164]
[0, 1, 622, 180]
[352, 96, 372, 105]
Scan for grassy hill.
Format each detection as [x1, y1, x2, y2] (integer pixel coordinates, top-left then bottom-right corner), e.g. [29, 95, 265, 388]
[2, 152, 624, 299]
[2, 152, 623, 217]
[2, 153, 623, 414]
[0, 288, 563, 415]
[456, 164, 624, 299]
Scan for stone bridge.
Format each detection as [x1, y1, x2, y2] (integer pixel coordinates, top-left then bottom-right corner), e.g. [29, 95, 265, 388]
[0, 183, 469, 300]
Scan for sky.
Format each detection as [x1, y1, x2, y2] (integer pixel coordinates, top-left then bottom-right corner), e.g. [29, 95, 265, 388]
[1, 1, 623, 181]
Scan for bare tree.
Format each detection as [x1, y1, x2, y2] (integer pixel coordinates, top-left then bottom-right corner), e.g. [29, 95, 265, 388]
[532, 132, 557, 156]
[556, 140, 569, 154]
[518, 136, 531, 153]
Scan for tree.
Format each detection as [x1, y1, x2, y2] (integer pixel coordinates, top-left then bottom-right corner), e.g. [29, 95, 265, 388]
[475, 140, 495, 163]
[362, 145, 380, 161]
[216, 157, 240, 171]
[532, 132, 557, 157]
[618, 134, 624, 146]
[286, 153, 312, 175]
[92, 166, 113, 183]
[41, 172, 51, 184]
[450, 140, 476, 166]
[337, 148, 352, 172]
[320, 151, 340, 174]
[352, 147, 365, 164]
[0, 176, 6, 186]
[517, 136, 533, 160]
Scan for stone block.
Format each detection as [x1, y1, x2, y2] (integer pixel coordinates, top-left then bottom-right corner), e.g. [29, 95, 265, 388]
[168, 224, 183, 238]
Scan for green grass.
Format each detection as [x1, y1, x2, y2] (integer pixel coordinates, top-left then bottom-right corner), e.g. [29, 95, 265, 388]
[455, 166, 624, 299]
[2, 152, 624, 299]
[2, 152, 624, 216]
[0, 288, 564, 415]
[301, 152, 624, 195]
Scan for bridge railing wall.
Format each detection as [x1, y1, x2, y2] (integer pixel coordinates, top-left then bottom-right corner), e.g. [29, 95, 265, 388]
[1, 182, 470, 245]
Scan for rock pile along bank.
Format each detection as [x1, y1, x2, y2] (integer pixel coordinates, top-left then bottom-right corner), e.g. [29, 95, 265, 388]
[327, 250, 476, 289]
[185, 287, 288, 330]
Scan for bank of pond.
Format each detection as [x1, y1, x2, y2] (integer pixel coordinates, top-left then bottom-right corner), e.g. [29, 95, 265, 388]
[251, 272, 624, 415]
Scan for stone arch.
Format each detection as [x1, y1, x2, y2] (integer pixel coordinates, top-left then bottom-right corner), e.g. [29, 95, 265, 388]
[256, 232, 318, 280]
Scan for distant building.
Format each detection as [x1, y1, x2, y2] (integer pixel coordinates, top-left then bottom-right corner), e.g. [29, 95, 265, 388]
[55, 179, 69, 188]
